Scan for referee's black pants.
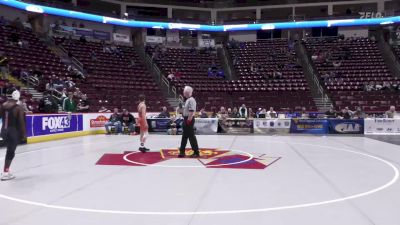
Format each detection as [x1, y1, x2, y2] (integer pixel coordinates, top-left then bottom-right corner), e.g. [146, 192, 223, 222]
[179, 117, 199, 155]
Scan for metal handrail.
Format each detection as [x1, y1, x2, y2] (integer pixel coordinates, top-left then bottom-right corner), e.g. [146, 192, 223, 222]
[172, 86, 177, 98]
[300, 43, 330, 109]
[58, 45, 84, 71]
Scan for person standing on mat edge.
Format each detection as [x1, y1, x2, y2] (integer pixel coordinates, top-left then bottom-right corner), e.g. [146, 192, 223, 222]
[138, 94, 150, 153]
[178, 86, 200, 158]
[1, 90, 26, 181]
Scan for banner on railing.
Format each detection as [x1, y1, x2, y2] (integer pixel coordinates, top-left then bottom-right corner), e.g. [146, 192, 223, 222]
[113, 33, 131, 43]
[93, 30, 111, 40]
[328, 119, 364, 134]
[219, 118, 253, 134]
[290, 119, 329, 134]
[253, 119, 291, 134]
[26, 114, 83, 137]
[146, 36, 165, 44]
[198, 38, 215, 48]
[364, 118, 400, 135]
[74, 27, 93, 37]
[195, 118, 218, 134]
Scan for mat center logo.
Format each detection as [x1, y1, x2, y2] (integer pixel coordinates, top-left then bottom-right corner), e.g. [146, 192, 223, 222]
[96, 148, 280, 170]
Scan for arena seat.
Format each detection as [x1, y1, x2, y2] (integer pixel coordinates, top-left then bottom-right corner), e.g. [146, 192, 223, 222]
[57, 38, 169, 112]
[305, 37, 400, 112]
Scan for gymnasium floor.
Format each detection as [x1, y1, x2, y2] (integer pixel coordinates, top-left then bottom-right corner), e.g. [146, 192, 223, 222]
[0, 134, 399, 225]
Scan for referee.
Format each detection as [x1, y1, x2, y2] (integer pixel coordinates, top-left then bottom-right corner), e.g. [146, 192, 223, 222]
[178, 86, 200, 158]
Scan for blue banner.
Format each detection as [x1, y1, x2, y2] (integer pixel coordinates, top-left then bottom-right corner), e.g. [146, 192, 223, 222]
[26, 114, 83, 137]
[328, 119, 364, 134]
[147, 118, 172, 132]
[290, 119, 329, 134]
[93, 30, 111, 40]
[1, 0, 399, 32]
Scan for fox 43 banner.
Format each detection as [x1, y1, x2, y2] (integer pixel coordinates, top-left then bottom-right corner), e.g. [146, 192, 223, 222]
[26, 114, 83, 137]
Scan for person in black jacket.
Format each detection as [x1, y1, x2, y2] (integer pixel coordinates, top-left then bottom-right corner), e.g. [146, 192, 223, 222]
[120, 109, 135, 134]
[38, 91, 59, 113]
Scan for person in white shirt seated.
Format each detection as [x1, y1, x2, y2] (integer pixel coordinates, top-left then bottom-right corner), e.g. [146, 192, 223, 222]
[267, 107, 277, 118]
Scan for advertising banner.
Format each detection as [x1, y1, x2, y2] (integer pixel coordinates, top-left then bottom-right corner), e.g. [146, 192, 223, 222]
[83, 113, 112, 132]
[148, 118, 171, 132]
[93, 30, 111, 40]
[364, 118, 400, 135]
[328, 119, 364, 134]
[198, 38, 215, 48]
[26, 114, 83, 137]
[74, 27, 93, 37]
[146, 36, 165, 44]
[219, 118, 253, 134]
[253, 119, 291, 134]
[195, 118, 218, 134]
[113, 33, 131, 43]
[290, 119, 329, 134]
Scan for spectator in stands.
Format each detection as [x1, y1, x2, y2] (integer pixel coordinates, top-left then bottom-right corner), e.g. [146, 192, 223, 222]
[0, 16, 5, 26]
[247, 108, 254, 118]
[385, 106, 398, 118]
[167, 115, 178, 135]
[273, 69, 283, 79]
[375, 82, 383, 91]
[65, 77, 75, 88]
[0, 52, 8, 78]
[352, 106, 365, 119]
[158, 106, 170, 118]
[120, 109, 135, 134]
[239, 104, 247, 118]
[11, 17, 23, 30]
[325, 106, 337, 118]
[382, 81, 391, 91]
[218, 107, 228, 120]
[72, 21, 77, 27]
[250, 63, 258, 73]
[267, 107, 277, 118]
[90, 50, 97, 62]
[332, 60, 342, 68]
[74, 88, 83, 98]
[38, 91, 58, 113]
[167, 69, 175, 81]
[105, 108, 122, 134]
[210, 107, 218, 118]
[199, 108, 208, 118]
[258, 108, 267, 118]
[79, 22, 85, 28]
[77, 94, 90, 112]
[60, 88, 67, 103]
[300, 107, 309, 119]
[79, 35, 87, 43]
[232, 107, 241, 118]
[32, 66, 43, 80]
[53, 77, 64, 89]
[129, 58, 136, 68]
[20, 98, 32, 113]
[98, 106, 111, 113]
[337, 108, 351, 119]
[227, 108, 233, 117]
[18, 39, 29, 49]
[63, 92, 76, 112]
[364, 81, 375, 92]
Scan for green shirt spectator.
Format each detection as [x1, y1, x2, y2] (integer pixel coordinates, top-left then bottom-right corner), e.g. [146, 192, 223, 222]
[63, 93, 76, 112]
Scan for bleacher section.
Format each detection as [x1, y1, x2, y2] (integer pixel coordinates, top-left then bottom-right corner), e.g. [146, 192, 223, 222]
[226, 39, 316, 111]
[306, 37, 400, 112]
[57, 38, 169, 112]
[0, 25, 67, 110]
